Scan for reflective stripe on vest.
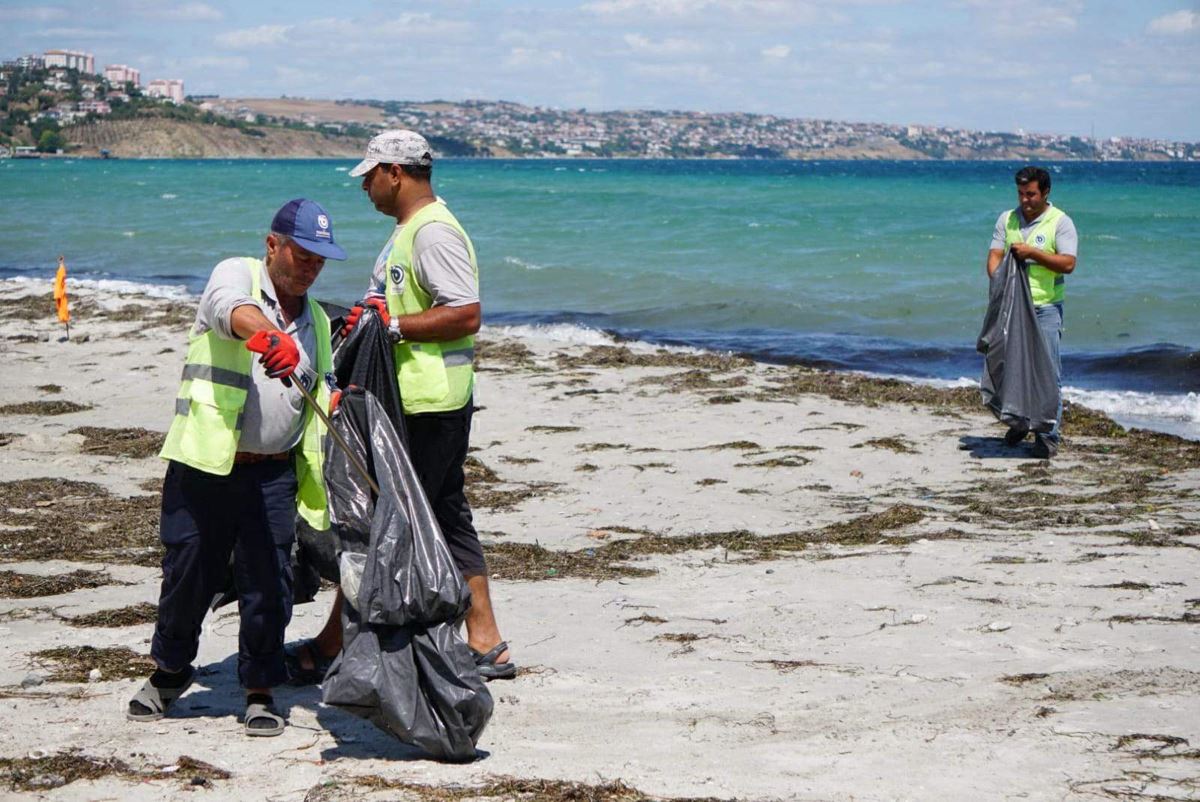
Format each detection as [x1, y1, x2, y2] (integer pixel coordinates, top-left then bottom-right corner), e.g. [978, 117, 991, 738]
[384, 201, 478, 415]
[1004, 206, 1065, 306]
[159, 257, 333, 530]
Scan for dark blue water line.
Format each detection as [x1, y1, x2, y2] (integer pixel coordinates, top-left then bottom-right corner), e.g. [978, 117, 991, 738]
[486, 310, 1200, 395]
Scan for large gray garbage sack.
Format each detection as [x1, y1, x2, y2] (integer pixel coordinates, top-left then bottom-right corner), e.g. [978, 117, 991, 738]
[976, 250, 1058, 433]
[320, 311, 492, 762]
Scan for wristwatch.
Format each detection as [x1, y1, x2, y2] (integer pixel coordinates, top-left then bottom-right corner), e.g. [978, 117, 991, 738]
[388, 317, 404, 343]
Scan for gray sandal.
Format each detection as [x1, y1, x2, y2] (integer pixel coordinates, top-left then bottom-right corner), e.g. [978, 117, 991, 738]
[126, 668, 194, 722]
[243, 694, 285, 737]
[471, 641, 517, 681]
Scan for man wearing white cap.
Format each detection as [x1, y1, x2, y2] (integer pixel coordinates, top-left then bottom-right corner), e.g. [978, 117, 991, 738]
[287, 130, 515, 682]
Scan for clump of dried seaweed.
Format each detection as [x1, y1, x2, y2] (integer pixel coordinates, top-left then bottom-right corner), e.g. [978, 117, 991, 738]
[0, 400, 91, 416]
[70, 426, 163, 458]
[65, 602, 158, 628]
[30, 645, 156, 682]
[0, 570, 117, 599]
[0, 478, 160, 564]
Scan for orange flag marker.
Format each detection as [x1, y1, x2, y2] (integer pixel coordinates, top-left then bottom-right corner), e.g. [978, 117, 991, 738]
[53, 256, 70, 339]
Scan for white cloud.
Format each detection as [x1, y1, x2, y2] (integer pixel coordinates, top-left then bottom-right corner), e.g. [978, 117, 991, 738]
[1070, 73, 1093, 86]
[623, 33, 705, 55]
[36, 27, 120, 39]
[582, 0, 837, 24]
[958, 0, 1082, 35]
[505, 47, 565, 68]
[1148, 10, 1198, 35]
[627, 61, 715, 84]
[761, 44, 790, 59]
[216, 25, 291, 49]
[0, 6, 68, 21]
[162, 3, 223, 22]
[186, 55, 249, 71]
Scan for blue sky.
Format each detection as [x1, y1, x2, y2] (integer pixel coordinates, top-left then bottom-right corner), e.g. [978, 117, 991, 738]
[3, 0, 1198, 140]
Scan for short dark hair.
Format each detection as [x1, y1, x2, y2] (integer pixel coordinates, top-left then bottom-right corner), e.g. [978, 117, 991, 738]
[400, 163, 432, 181]
[1015, 166, 1051, 193]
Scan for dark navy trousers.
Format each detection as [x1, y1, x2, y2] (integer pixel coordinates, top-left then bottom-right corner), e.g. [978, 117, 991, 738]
[152, 459, 296, 689]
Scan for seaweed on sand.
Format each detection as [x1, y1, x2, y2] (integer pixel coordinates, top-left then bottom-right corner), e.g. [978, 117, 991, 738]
[30, 645, 157, 682]
[311, 775, 728, 802]
[0, 570, 117, 598]
[0, 400, 91, 416]
[637, 370, 748, 392]
[474, 338, 536, 367]
[65, 602, 158, 628]
[70, 426, 164, 458]
[735, 455, 811, 468]
[484, 505, 927, 581]
[555, 344, 752, 373]
[464, 457, 558, 511]
[852, 437, 918, 454]
[0, 479, 160, 564]
[0, 751, 229, 792]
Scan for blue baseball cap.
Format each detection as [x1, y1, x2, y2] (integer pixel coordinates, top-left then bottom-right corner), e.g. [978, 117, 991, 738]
[270, 198, 347, 261]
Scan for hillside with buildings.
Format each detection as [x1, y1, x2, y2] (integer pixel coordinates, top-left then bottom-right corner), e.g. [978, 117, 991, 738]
[3, 48, 1196, 161]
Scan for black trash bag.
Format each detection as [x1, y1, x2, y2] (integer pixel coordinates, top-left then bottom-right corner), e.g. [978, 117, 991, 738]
[320, 308, 492, 762]
[293, 303, 400, 600]
[977, 250, 1058, 433]
[332, 304, 405, 439]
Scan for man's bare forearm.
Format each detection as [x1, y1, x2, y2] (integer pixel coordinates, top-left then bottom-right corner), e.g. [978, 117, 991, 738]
[396, 303, 481, 342]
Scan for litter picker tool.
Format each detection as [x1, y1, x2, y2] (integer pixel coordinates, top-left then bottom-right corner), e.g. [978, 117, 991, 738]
[247, 332, 380, 496]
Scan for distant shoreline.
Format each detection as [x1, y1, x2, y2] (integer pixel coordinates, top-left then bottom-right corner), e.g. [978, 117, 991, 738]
[13, 152, 1194, 164]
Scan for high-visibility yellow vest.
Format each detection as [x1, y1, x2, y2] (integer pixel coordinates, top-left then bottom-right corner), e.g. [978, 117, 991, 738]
[160, 257, 333, 530]
[1004, 206, 1066, 305]
[383, 200, 478, 415]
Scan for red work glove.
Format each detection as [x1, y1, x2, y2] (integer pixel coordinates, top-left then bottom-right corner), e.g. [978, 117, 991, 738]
[328, 383, 359, 414]
[340, 298, 389, 337]
[245, 330, 301, 381]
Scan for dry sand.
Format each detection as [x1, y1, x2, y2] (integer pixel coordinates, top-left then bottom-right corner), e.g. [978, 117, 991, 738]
[0, 279, 1197, 801]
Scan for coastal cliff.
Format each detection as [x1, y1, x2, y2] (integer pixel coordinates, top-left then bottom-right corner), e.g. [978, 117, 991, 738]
[63, 118, 367, 158]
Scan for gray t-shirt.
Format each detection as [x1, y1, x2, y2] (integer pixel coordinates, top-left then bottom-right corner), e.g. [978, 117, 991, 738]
[365, 221, 478, 307]
[989, 202, 1078, 257]
[194, 257, 318, 454]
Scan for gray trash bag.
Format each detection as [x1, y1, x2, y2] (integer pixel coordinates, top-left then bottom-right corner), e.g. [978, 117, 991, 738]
[321, 389, 492, 761]
[977, 249, 1058, 433]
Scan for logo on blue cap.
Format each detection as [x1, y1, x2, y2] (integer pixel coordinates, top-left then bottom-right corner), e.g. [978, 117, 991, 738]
[271, 199, 346, 260]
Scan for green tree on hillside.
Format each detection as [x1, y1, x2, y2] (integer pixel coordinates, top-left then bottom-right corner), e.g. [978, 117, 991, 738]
[37, 128, 66, 152]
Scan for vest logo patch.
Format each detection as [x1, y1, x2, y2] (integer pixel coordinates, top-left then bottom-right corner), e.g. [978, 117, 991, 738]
[1034, 234, 1046, 245]
[390, 265, 403, 286]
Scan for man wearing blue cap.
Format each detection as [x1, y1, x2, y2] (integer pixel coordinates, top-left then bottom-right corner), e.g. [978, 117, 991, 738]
[126, 199, 346, 737]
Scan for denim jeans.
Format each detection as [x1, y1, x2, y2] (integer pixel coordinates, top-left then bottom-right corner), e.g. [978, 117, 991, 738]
[1035, 302, 1063, 444]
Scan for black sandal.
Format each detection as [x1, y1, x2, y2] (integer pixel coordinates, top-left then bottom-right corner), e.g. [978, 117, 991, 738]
[283, 639, 335, 686]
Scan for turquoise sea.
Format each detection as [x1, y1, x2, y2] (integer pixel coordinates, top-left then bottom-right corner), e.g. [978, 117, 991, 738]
[2, 158, 1197, 437]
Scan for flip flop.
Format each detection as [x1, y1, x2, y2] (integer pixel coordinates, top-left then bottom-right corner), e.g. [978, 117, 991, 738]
[243, 693, 285, 737]
[283, 638, 335, 686]
[471, 641, 517, 681]
[126, 666, 195, 721]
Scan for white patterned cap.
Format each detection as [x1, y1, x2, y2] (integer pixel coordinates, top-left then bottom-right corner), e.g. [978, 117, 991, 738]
[349, 129, 433, 177]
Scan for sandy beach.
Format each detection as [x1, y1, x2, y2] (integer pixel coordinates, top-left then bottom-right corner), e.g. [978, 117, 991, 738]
[0, 277, 1197, 801]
